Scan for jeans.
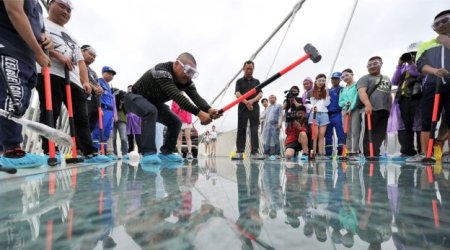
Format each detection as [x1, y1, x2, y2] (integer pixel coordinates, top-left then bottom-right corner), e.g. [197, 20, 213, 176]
[124, 93, 181, 155]
[262, 122, 280, 155]
[113, 122, 128, 156]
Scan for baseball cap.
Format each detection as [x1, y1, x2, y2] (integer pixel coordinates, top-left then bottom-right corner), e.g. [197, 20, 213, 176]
[331, 72, 342, 79]
[102, 66, 116, 75]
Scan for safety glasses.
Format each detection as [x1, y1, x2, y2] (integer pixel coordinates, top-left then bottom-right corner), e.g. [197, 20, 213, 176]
[316, 78, 326, 83]
[177, 60, 199, 79]
[366, 60, 382, 69]
[432, 14, 450, 30]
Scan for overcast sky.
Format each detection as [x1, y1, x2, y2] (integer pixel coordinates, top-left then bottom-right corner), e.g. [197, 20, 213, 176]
[55, 0, 448, 132]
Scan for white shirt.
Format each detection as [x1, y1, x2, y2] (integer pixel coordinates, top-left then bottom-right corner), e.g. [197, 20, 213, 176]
[37, 19, 83, 88]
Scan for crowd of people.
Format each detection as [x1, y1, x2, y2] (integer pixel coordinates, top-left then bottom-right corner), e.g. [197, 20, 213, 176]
[0, 0, 221, 169]
[0, 0, 449, 169]
[231, 9, 450, 164]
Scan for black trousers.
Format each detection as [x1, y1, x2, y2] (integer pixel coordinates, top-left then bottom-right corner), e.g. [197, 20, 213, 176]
[398, 97, 421, 156]
[124, 93, 181, 155]
[236, 104, 260, 154]
[128, 134, 142, 153]
[87, 97, 99, 132]
[37, 74, 97, 155]
[363, 110, 389, 157]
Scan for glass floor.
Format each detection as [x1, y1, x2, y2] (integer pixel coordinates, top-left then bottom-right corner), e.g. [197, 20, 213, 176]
[0, 157, 449, 250]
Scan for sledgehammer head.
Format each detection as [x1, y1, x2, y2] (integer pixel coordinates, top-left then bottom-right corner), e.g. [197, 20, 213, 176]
[304, 43, 321, 63]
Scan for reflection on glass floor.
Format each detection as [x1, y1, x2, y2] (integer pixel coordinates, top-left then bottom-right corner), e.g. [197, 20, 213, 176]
[0, 158, 449, 250]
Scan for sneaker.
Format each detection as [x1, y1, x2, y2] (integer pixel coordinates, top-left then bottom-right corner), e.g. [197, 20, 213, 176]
[85, 154, 112, 164]
[250, 153, 265, 160]
[141, 154, 162, 164]
[186, 152, 194, 160]
[45, 152, 62, 165]
[300, 154, 309, 161]
[158, 153, 183, 162]
[405, 154, 426, 163]
[315, 155, 328, 161]
[0, 149, 46, 168]
[269, 155, 276, 161]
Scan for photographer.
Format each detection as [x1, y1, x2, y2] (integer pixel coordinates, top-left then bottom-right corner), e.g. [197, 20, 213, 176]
[284, 105, 309, 160]
[283, 85, 303, 125]
[391, 45, 423, 157]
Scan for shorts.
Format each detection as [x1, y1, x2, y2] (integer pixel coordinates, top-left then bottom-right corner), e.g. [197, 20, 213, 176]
[308, 112, 330, 126]
[286, 141, 302, 153]
[181, 123, 192, 130]
[210, 138, 217, 142]
[420, 82, 450, 131]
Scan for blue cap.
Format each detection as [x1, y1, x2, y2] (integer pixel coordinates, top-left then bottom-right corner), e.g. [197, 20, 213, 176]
[102, 66, 116, 75]
[331, 72, 342, 79]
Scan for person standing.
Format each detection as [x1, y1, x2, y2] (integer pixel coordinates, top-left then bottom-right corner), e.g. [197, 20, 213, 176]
[81, 44, 104, 132]
[209, 125, 218, 157]
[407, 10, 450, 162]
[92, 66, 116, 153]
[234, 60, 263, 159]
[391, 48, 423, 157]
[305, 74, 331, 160]
[203, 130, 210, 156]
[325, 72, 345, 157]
[262, 95, 283, 157]
[0, 0, 52, 167]
[126, 85, 142, 154]
[357, 56, 392, 158]
[259, 98, 268, 133]
[171, 96, 194, 159]
[36, 0, 109, 163]
[338, 69, 361, 160]
[112, 87, 128, 159]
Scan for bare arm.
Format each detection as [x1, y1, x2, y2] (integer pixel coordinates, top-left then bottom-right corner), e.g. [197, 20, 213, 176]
[4, 0, 48, 66]
[248, 92, 262, 104]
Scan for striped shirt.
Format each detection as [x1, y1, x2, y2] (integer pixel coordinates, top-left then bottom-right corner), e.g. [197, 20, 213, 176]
[132, 62, 211, 115]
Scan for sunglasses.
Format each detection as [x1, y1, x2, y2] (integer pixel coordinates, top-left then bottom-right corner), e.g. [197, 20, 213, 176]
[177, 60, 199, 79]
[432, 14, 450, 30]
[367, 61, 382, 69]
[340, 73, 353, 80]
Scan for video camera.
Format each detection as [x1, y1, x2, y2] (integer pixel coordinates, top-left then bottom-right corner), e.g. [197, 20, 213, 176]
[284, 89, 299, 99]
[285, 105, 307, 123]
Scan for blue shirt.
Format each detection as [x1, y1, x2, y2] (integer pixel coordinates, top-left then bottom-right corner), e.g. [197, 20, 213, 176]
[327, 86, 342, 113]
[98, 78, 114, 110]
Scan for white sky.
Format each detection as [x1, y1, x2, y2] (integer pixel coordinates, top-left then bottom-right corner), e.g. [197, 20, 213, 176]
[55, 0, 448, 132]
